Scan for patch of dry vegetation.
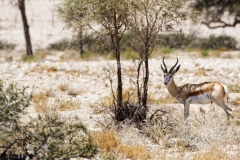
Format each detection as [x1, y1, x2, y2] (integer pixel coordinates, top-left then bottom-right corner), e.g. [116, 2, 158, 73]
[94, 130, 151, 159]
[58, 83, 83, 96]
[30, 64, 58, 73]
[195, 67, 208, 76]
[193, 145, 235, 160]
[32, 92, 80, 112]
[228, 84, 240, 93]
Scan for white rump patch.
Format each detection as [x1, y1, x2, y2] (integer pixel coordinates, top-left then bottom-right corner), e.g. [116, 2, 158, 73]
[221, 83, 229, 99]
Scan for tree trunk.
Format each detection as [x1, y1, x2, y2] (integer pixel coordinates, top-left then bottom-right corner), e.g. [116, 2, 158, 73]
[79, 39, 84, 56]
[112, 10, 123, 122]
[141, 52, 149, 120]
[18, 0, 33, 56]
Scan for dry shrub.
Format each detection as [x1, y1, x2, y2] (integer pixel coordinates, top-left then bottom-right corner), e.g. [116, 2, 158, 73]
[58, 83, 83, 96]
[195, 67, 207, 76]
[59, 83, 68, 91]
[118, 145, 150, 159]
[32, 92, 48, 104]
[66, 85, 83, 96]
[95, 130, 120, 153]
[46, 88, 56, 97]
[59, 101, 80, 111]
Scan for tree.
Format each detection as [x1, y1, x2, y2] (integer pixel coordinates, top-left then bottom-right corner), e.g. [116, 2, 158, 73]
[191, 0, 240, 29]
[18, 0, 33, 56]
[129, 0, 188, 121]
[85, 0, 132, 121]
[58, 0, 88, 56]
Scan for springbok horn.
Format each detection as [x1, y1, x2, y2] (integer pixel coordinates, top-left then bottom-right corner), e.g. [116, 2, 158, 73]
[169, 57, 178, 73]
[162, 57, 168, 72]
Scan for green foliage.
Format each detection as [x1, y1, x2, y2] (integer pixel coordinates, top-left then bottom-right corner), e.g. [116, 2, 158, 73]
[161, 47, 174, 54]
[0, 81, 98, 159]
[190, 35, 237, 50]
[26, 114, 98, 159]
[22, 55, 35, 62]
[200, 50, 209, 56]
[160, 34, 192, 49]
[48, 39, 71, 51]
[0, 81, 31, 126]
[121, 48, 139, 60]
[158, 34, 238, 51]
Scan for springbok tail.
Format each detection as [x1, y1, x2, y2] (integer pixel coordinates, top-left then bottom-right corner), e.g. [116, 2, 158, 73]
[221, 83, 229, 102]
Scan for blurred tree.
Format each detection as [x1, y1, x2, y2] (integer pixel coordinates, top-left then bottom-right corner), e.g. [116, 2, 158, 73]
[18, 0, 33, 55]
[58, 0, 88, 56]
[83, 0, 132, 121]
[191, 0, 240, 28]
[130, 0, 189, 121]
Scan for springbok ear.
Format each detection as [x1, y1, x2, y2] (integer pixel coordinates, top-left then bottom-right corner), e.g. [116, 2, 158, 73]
[173, 64, 181, 74]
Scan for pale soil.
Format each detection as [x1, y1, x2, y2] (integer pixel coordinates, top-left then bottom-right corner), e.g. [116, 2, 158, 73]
[1, 0, 240, 159]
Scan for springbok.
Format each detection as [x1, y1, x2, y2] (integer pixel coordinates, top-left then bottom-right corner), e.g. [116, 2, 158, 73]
[161, 57, 232, 120]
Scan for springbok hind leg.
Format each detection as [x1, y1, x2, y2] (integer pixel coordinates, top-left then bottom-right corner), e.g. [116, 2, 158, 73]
[216, 101, 233, 119]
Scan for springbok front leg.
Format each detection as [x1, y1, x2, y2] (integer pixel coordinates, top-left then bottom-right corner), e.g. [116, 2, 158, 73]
[184, 100, 190, 120]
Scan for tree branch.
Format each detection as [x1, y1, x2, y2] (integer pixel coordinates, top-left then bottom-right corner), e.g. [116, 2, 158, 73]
[202, 17, 240, 29]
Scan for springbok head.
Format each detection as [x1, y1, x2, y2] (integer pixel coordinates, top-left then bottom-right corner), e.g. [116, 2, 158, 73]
[161, 57, 181, 85]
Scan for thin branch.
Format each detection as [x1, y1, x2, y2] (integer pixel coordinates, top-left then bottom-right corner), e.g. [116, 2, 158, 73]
[202, 17, 240, 28]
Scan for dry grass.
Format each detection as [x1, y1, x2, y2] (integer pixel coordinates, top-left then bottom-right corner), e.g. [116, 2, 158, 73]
[32, 92, 48, 104]
[32, 91, 80, 112]
[193, 145, 233, 160]
[228, 84, 240, 93]
[94, 130, 151, 159]
[148, 93, 178, 104]
[32, 92, 49, 112]
[118, 145, 150, 159]
[65, 69, 78, 75]
[59, 100, 80, 111]
[195, 67, 208, 76]
[58, 83, 83, 96]
[30, 65, 58, 73]
[58, 83, 68, 91]
[66, 85, 83, 96]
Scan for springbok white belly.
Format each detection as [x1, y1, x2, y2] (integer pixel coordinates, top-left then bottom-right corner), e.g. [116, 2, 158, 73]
[188, 92, 212, 104]
[177, 92, 212, 104]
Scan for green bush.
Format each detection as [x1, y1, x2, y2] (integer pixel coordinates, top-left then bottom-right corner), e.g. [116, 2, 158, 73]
[0, 81, 98, 159]
[158, 34, 238, 51]
[160, 34, 192, 49]
[190, 35, 237, 50]
[48, 39, 74, 51]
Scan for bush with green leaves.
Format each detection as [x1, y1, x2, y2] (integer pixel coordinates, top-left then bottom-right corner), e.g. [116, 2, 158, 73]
[0, 81, 98, 159]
